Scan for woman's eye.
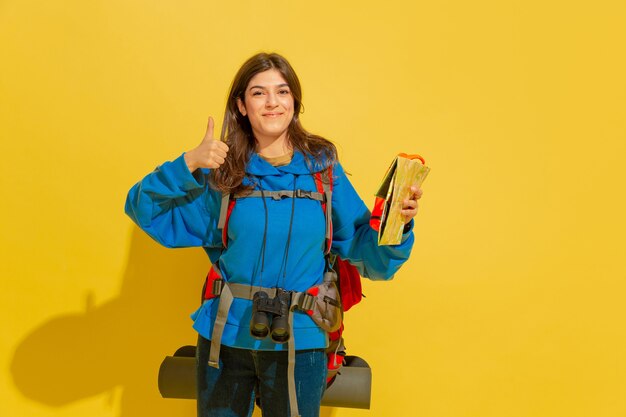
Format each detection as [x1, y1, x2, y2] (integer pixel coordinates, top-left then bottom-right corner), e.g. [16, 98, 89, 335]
[252, 91, 263, 96]
[279, 89, 290, 95]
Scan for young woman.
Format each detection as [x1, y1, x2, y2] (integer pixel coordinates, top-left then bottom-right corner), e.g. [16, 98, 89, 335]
[125, 52, 423, 417]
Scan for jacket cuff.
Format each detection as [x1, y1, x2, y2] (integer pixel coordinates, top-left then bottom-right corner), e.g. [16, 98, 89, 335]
[401, 219, 414, 242]
[173, 153, 207, 189]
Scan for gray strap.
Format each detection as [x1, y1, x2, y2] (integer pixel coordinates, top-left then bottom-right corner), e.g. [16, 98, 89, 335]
[287, 309, 301, 417]
[228, 283, 278, 300]
[208, 283, 234, 368]
[318, 171, 333, 254]
[324, 190, 332, 253]
[318, 173, 333, 255]
[242, 189, 325, 202]
[217, 193, 230, 230]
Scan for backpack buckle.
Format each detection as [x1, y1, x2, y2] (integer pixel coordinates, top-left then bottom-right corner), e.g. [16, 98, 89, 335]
[295, 292, 316, 312]
[211, 278, 223, 296]
[296, 189, 313, 199]
[270, 190, 292, 200]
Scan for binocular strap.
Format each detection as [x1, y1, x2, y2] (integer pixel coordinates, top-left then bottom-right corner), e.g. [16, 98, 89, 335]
[206, 282, 302, 417]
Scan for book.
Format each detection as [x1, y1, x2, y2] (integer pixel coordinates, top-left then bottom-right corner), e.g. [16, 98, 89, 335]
[375, 153, 430, 245]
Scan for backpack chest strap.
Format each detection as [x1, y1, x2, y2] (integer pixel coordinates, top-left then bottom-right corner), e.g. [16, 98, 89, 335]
[217, 174, 333, 250]
[244, 189, 326, 201]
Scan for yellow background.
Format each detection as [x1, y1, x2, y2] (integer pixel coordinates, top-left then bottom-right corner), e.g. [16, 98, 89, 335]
[1, 1, 625, 416]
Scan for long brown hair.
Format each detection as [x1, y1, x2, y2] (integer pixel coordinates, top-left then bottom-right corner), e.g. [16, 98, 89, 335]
[210, 52, 337, 194]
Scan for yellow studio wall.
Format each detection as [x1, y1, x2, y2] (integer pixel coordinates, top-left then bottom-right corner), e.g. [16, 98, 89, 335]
[1, 1, 625, 417]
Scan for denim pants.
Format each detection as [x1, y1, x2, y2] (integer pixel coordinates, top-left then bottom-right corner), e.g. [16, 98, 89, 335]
[196, 335, 327, 417]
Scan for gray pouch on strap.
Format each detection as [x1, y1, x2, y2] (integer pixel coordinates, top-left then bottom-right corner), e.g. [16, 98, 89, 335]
[293, 270, 342, 333]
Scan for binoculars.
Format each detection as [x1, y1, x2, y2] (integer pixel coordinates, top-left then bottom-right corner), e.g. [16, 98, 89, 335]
[250, 289, 291, 343]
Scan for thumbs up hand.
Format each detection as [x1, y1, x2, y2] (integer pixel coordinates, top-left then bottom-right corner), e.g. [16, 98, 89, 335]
[184, 117, 230, 172]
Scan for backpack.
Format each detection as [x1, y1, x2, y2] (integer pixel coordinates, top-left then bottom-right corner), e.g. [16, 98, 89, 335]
[212, 165, 363, 386]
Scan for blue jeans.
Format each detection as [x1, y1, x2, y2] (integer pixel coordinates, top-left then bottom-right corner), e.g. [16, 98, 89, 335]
[196, 335, 327, 417]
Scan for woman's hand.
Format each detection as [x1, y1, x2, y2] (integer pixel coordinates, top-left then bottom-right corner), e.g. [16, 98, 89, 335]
[401, 186, 423, 224]
[184, 117, 230, 172]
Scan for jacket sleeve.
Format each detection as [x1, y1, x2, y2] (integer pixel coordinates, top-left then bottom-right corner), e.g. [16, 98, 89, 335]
[330, 162, 415, 280]
[124, 153, 222, 248]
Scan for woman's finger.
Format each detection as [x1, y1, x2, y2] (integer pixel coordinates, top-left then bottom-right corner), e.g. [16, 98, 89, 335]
[403, 199, 417, 209]
[211, 146, 229, 160]
[409, 186, 423, 200]
[203, 116, 215, 141]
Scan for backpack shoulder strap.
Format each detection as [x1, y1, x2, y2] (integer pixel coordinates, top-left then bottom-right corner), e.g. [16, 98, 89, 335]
[217, 193, 235, 248]
[313, 166, 333, 255]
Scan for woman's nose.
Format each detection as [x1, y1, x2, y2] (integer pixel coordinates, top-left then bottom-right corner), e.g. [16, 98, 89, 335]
[265, 92, 278, 107]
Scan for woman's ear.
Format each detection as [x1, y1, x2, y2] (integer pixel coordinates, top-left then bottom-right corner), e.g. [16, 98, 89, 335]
[236, 98, 247, 116]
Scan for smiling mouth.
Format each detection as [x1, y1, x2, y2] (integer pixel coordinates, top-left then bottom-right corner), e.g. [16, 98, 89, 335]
[263, 113, 283, 117]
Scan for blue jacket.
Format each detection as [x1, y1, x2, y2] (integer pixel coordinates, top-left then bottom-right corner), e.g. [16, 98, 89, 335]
[125, 151, 414, 350]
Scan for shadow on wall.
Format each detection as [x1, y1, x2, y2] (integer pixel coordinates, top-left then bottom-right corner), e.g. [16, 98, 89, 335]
[10, 228, 335, 417]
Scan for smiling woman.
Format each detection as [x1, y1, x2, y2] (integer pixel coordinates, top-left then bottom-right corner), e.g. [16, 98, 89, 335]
[124, 52, 423, 417]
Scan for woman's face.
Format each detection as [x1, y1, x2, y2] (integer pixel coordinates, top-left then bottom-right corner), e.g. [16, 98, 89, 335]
[237, 69, 295, 144]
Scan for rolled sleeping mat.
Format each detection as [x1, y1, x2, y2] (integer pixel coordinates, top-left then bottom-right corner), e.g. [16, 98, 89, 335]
[322, 355, 372, 409]
[158, 346, 197, 400]
[158, 346, 372, 409]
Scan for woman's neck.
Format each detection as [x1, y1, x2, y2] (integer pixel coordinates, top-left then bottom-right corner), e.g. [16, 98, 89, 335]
[255, 135, 292, 158]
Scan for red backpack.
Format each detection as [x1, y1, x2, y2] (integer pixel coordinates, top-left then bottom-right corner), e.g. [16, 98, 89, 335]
[216, 166, 363, 386]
